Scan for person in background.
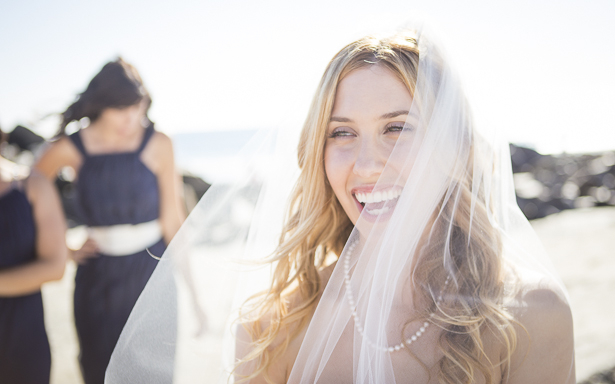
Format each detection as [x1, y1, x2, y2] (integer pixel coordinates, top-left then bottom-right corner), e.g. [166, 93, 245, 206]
[35, 58, 185, 384]
[0, 123, 67, 384]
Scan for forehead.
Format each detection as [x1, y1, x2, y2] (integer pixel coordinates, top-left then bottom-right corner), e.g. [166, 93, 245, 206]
[332, 66, 413, 119]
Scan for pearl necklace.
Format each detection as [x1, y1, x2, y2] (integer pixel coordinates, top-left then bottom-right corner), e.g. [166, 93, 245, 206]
[342, 240, 450, 353]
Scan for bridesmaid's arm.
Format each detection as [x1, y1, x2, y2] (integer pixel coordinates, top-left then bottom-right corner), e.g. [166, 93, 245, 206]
[33, 136, 81, 180]
[147, 132, 185, 244]
[0, 172, 67, 296]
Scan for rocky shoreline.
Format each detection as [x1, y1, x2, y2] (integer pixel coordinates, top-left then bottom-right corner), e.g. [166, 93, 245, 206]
[579, 366, 615, 384]
[511, 144, 615, 220]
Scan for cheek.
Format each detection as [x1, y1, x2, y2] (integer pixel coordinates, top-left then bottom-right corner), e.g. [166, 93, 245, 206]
[324, 146, 353, 197]
[386, 136, 419, 182]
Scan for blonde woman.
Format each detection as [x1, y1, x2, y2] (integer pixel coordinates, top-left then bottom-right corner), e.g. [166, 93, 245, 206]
[108, 27, 575, 384]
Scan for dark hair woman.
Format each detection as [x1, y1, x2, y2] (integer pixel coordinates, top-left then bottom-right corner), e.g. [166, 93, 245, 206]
[34, 58, 185, 384]
[0, 124, 68, 383]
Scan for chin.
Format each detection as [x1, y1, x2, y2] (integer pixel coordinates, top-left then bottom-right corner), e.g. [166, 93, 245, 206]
[116, 126, 137, 136]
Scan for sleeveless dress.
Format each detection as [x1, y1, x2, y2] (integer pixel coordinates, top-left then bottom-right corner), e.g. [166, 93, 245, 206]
[69, 126, 167, 384]
[0, 184, 51, 384]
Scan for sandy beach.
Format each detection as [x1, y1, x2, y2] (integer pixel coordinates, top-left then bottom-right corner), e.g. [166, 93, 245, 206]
[42, 206, 615, 383]
[531, 207, 615, 380]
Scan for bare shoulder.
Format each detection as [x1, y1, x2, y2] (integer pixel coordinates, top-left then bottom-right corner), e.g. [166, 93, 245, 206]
[505, 275, 575, 383]
[35, 135, 82, 176]
[49, 135, 81, 157]
[509, 275, 572, 333]
[141, 131, 174, 173]
[150, 131, 174, 153]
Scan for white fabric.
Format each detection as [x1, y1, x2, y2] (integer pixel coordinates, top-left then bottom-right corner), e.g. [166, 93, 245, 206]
[106, 22, 575, 384]
[87, 219, 162, 256]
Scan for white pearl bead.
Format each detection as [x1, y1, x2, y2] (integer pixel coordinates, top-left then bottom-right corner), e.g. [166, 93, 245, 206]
[342, 239, 449, 354]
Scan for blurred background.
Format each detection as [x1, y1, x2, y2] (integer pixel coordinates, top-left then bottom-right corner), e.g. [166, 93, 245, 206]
[1, 0, 614, 383]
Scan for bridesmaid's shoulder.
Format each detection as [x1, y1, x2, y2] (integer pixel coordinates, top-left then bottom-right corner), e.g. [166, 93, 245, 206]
[150, 130, 173, 150]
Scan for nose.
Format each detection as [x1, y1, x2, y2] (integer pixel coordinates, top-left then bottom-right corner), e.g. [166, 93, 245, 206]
[352, 137, 386, 179]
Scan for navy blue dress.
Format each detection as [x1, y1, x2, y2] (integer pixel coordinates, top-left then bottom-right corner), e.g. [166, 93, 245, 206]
[0, 184, 51, 384]
[69, 126, 166, 384]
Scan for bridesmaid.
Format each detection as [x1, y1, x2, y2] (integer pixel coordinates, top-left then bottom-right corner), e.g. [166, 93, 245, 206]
[35, 58, 185, 384]
[0, 124, 68, 383]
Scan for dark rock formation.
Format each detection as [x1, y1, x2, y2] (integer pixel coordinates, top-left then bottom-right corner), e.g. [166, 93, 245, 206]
[511, 144, 615, 220]
[7, 125, 45, 151]
[579, 366, 615, 384]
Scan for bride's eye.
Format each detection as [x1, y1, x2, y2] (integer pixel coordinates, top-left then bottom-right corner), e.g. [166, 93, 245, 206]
[386, 123, 414, 133]
[328, 128, 354, 138]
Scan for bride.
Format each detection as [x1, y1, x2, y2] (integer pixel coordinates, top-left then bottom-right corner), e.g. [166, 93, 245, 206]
[107, 25, 575, 384]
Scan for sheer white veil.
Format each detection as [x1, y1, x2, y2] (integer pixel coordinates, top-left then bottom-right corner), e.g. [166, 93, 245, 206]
[107, 22, 574, 384]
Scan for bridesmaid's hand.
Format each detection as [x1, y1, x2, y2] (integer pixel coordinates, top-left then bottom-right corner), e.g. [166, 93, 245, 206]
[72, 238, 99, 264]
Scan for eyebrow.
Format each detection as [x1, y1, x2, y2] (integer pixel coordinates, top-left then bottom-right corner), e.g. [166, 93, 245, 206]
[329, 110, 417, 123]
[380, 110, 411, 120]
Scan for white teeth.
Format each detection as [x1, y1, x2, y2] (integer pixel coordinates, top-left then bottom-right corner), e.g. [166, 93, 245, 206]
[354, 188, 402, 204]
[366, 206, 391, 215]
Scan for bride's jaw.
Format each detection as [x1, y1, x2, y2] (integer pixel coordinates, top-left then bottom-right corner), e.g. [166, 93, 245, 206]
[351, 185, 403, 223]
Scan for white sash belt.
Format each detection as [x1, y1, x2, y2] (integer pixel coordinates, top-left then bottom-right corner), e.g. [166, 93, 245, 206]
[87, 220, 162, 256]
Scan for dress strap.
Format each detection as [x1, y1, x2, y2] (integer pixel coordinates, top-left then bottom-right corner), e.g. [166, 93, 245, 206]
[68, 130, 88, 156]
[137, 124, 155, 153]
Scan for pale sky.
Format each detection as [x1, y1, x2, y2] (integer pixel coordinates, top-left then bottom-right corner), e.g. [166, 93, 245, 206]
[1, 0, 613, 154]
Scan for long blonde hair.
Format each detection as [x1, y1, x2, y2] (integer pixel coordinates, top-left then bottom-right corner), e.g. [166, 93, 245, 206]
[235, 30, 516, 384]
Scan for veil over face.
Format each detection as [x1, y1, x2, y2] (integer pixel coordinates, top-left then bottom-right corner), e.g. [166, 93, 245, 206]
[106, 24, 575, 384]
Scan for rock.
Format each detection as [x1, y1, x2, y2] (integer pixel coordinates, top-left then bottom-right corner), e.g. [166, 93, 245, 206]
[510, 144, 615, 220]
[578, 366, 615, 384]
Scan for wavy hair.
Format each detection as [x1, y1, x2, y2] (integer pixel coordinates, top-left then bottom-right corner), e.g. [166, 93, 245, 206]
[56, 57, 151, 137]
[235, 30, 516, 384]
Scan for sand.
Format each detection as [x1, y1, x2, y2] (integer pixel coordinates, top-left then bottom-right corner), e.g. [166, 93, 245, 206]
[41, 206, 615, 383]
[531, 207, 615, 380]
